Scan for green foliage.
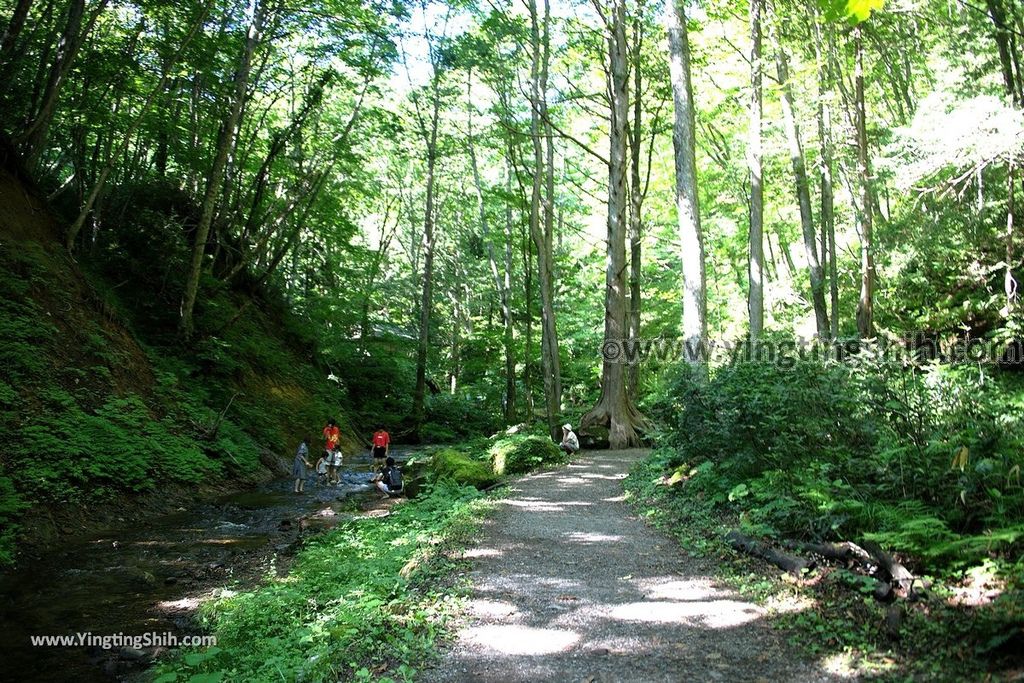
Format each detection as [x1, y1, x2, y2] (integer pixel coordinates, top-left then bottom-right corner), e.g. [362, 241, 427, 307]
[488, 434, 564, 476]
[647, 349, 1024, 570]
[422, 393, 503, 444]
[153, 482, 490, 682]
[626, 444, 1024, 679]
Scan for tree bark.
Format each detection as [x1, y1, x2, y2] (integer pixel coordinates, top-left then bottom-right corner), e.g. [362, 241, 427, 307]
[812, 14, 839, 339]
[747, 0, 764, 340]
[582, 0, 648, 449]
[665, 0, 706, 364]
[179, 0, 265, 338]
[772, 21, 829, 338]
[503, 166, 517, 422]
[626, 4, 644, 399]
[854, 25, 874, 339]
[1006, 160, 1018, 312]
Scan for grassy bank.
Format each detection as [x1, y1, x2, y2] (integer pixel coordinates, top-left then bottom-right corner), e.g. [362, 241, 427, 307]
[151, 481, 494, 682]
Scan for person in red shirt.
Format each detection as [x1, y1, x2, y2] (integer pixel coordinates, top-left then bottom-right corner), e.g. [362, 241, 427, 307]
[322, 419, 340, 454]
[371, 425, 390, 467]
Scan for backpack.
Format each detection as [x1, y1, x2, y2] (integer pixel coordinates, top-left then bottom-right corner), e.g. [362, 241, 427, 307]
[386, 466, 403, 491]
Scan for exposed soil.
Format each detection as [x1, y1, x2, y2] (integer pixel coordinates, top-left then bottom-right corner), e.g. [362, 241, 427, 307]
[421, 449, 837, 683]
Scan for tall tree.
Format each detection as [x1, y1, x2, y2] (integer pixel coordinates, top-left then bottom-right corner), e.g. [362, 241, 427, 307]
[810, 11, 839, 339]
[582, 0, 647, 448]
[528, 0, 562, 440]
[747, 0, 764, 340]
[853, 24, 874, 338]
[179, 0, 267, 338]
[409, 14, 447, 433]
[466, 70, 516, 424]
[665, 0, 706, 364]
[770, 12, 829, 338]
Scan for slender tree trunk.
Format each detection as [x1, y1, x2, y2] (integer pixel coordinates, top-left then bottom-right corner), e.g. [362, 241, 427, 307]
[812, 15, 839, 339]
[665, 0, 706, 364]
[1006, 160, 1018, 312]
[772, 21, 829, 338]
[179, 0, 264, 338]
[626, 5, 644, 399]
[528, 0, 562, 441]
[503, 168, 517, 422]
[582, 0, 647, 449]
[747, 0, 764, 340]
[854, 25, 874, 338]
[523, 225, 535, 423]
[411, 78, 443, 432]
[449, 287, 461, 394]
[468, 73, 516, 423]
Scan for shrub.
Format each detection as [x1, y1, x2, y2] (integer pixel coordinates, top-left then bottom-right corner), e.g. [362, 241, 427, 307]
[428, 448, 499, 489]
[489, 434, 564, 476]
[647, 346, 1024, 570]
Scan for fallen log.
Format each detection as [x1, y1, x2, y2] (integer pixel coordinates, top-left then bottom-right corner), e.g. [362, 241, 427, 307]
[726, 530, 816, 575]
[786, 540, 872, 567]
[861, 540, 915, 597]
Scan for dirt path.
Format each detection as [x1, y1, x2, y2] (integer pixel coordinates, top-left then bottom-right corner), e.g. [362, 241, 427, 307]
[422, 449, 836, 682]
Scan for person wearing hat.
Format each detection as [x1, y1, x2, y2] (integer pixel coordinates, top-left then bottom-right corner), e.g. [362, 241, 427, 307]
[560, 423, 579, 455]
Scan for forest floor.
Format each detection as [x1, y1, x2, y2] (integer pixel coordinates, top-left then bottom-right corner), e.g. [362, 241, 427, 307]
[420, 449, 836, 682]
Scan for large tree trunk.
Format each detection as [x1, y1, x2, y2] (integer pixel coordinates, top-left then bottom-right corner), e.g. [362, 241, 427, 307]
[772, 23, 829, 339]
[529, 0, 562, 441]
[665, 0, 706, 364]
[747, 0, 764, 341]
[582, 0, 647, 449]
[523, 225, 535, 423]
[854, 25, 874, 338]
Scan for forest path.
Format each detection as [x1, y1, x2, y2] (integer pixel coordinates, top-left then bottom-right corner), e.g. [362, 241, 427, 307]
[421, 449, 835, 682]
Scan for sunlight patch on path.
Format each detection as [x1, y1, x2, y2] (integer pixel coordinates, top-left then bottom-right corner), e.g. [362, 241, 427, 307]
[606, 599, 762, 628]
[461, 625, 580, 655]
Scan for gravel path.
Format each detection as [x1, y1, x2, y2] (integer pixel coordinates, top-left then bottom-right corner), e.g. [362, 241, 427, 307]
[421, 449, 837, 682]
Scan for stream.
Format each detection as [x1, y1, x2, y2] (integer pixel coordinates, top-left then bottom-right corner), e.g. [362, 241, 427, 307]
[0, 449, 416, 682]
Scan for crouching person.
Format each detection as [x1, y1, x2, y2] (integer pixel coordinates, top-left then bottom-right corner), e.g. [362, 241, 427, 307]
[560, 423, 579, 455]
[374, 456, 404, 498]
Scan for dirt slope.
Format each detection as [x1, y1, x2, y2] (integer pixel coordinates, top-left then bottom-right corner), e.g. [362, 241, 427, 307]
[422, 450, 837, 682]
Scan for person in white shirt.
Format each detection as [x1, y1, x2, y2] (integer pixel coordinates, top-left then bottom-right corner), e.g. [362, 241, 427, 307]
[560, 423, 580, 454]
